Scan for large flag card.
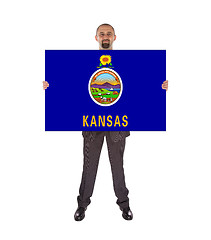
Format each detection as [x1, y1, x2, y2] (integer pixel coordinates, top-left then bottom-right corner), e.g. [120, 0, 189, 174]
[45, 50, 166, 131]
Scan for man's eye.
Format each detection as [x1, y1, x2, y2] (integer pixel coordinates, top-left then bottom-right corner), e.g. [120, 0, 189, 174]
[100, 34, 104, 37]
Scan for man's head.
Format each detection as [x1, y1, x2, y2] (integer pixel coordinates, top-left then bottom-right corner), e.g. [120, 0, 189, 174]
[95, 24, 116, 50]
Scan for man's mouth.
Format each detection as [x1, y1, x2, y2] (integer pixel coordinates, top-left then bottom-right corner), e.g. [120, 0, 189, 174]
[102, 40, 110, 49]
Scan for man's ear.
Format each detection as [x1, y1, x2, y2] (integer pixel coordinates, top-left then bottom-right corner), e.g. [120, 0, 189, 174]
[114, 35, 116, 41]
[95, 35, 98, 41]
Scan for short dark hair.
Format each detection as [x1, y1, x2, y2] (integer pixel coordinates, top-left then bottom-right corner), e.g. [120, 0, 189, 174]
[96, 23, 115, 36]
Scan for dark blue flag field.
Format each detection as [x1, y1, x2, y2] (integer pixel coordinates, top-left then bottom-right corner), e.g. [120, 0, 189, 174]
[45, 50, 166, 131]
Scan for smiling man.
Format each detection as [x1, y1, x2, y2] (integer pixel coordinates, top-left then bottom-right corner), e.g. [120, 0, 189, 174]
[43, 23, 168, 221]
[74, 24, 133, 222]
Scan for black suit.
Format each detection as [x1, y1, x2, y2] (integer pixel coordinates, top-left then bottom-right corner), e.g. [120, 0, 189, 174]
[77, 131, 130, 209]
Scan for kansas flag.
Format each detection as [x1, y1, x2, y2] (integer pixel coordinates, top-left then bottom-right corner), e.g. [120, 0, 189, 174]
[45, 50, 166, 131]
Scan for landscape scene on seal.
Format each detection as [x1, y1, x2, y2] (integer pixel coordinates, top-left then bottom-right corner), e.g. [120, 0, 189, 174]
[90, 71, 121, 104]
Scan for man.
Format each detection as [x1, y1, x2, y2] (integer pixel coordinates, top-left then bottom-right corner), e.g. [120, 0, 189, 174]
[43, 23, 168, 221]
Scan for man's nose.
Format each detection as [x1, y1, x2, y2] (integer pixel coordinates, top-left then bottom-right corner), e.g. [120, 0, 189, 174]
[102, 34, 109, 39]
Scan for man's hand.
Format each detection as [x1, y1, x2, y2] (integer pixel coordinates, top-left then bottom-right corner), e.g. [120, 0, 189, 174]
[43, 81, 49, 90]
[162, 80, 168, 91]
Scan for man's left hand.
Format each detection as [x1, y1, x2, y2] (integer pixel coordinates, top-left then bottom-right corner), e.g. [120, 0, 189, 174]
[162, 80, 168, 91]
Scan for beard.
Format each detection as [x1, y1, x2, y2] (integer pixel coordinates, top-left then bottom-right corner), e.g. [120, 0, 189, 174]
[101, 40, 110, 49]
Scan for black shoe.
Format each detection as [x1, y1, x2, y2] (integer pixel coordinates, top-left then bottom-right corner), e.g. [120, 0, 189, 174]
[121, 207, 133, 220]
[74, 207, 86, 221]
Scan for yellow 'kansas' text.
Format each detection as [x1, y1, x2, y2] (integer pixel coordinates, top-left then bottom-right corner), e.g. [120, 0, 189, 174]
[83, 115, 128, 127]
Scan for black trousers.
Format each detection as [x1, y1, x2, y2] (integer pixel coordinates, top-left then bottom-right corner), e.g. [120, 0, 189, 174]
[77, 131, 129, 209]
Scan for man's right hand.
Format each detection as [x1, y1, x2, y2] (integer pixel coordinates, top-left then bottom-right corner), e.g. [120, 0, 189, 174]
[43, 81, 49, 90]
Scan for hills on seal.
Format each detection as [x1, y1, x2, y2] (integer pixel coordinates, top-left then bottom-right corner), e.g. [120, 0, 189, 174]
[91, 82, 120, 89]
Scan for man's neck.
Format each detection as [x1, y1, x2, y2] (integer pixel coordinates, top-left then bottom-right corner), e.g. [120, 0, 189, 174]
[99, 47, 113, 50]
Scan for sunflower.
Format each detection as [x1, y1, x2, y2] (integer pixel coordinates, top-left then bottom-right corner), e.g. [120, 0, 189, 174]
[100, 55, 111, 65]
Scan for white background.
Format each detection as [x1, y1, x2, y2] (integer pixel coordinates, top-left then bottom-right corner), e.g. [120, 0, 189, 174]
[0, 0, 211, 239]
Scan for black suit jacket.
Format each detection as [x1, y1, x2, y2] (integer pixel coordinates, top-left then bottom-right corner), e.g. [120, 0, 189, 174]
[82, 131, 130, 142]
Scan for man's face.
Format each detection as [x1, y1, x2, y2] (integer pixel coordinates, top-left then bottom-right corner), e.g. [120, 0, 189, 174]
[95, 25, 116, 50]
